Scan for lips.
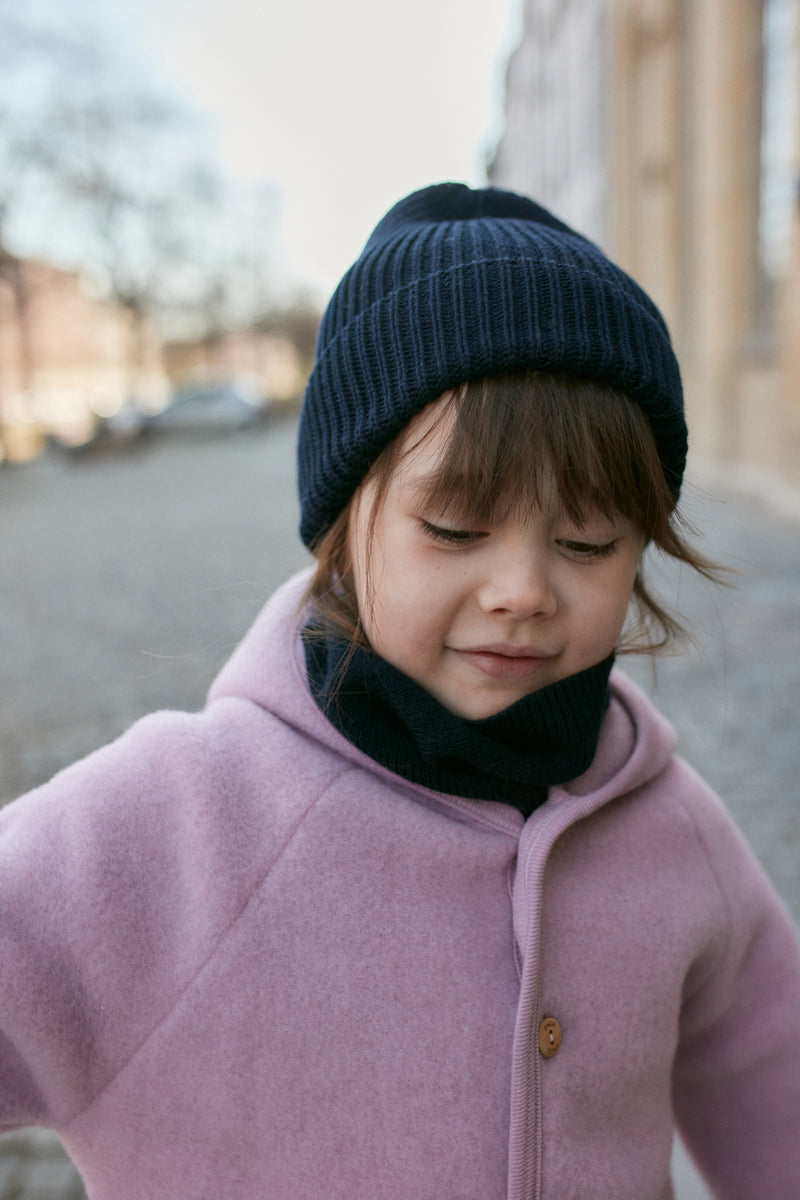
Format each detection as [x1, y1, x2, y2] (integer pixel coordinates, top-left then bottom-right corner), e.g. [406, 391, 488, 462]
[451, 644, 552, 681]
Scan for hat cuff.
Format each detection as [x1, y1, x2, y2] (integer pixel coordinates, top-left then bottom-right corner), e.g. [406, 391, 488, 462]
[298, 255, 686, 547]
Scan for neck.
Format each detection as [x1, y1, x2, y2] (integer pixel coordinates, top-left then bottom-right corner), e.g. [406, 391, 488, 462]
[302, 622, 613, 817]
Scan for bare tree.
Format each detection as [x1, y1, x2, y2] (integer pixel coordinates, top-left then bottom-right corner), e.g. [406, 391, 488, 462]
[0, 0, 104, 401]
[0, 0, 312, 415]
[0, 0, 249, 381]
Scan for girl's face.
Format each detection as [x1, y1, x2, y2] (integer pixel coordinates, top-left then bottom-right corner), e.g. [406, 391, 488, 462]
[347, 398, 644, 721]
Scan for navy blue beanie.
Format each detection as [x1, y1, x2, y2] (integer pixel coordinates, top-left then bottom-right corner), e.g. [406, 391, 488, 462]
[297, 182, 687, 549]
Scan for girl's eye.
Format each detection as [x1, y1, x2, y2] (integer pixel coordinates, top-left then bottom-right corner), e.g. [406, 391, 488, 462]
[420, 520, 485, 545]
[557, 538, 618, 560]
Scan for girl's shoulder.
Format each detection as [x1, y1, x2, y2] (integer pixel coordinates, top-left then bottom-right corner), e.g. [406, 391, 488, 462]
[563, 667, 776, 907]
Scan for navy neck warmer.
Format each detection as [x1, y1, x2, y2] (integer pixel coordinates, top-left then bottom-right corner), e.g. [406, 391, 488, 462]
[303, 625, 613, 817]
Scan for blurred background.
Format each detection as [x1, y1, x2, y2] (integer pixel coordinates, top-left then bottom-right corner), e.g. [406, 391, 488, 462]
[0, 0, 518, 459]
[0, 0, 798, 499]
[1, 0, 798, 1197]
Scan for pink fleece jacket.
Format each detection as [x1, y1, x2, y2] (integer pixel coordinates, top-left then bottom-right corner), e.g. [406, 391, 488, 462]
[1, 571, 799, 1199]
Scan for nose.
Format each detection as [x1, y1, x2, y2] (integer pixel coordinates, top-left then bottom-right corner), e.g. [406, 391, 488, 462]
[476, 547, 557, 620]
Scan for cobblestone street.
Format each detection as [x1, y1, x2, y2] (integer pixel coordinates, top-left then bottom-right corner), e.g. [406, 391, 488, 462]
[1, 416, 798, 1198]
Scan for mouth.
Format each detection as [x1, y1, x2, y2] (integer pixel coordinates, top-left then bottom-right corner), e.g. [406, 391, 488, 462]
[451, 645, 552, 681]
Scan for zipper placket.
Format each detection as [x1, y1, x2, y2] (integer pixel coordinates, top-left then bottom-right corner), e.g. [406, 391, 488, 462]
[506, 790, 612, 1200]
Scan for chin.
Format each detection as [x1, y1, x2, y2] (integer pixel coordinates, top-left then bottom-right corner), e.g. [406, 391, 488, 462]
[440, 690, 526, 722]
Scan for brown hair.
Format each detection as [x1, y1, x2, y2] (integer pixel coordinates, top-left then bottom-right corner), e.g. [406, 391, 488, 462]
[305, 370, 722, 657]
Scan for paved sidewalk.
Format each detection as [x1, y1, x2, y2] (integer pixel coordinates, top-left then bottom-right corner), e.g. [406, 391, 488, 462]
[0, 1130, 84, 1200]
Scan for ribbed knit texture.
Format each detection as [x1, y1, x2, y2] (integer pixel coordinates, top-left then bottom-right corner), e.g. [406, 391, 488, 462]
[298, 182, 687, 548]
[303, 626, 614, 815]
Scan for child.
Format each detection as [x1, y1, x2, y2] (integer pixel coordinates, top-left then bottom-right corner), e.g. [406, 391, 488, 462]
[1, 182, 798, 1200]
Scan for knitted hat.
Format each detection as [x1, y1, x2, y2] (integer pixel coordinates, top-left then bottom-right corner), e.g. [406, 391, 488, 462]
[297, 182, 687, 549]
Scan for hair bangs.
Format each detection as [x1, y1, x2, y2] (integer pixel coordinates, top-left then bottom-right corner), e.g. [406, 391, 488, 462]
[406, 372, 672, 535]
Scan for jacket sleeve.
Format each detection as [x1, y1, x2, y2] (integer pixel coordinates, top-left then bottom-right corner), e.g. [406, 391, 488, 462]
[672, 770, 800, 1199]
[0, 700, 293, 1133]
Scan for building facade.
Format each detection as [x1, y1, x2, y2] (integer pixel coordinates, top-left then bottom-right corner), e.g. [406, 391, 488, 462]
[490, 0, 800, 512]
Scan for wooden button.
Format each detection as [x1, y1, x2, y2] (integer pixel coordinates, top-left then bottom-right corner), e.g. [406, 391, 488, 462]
[538, 1016, 562, 1058]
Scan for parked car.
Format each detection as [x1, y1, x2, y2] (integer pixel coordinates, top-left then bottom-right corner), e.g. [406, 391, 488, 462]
[141, 380, 271, 438]
[49, 400, 148, 458]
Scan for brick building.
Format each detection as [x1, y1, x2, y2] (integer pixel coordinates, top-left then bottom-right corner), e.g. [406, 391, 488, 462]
[0, 256, 166, 460]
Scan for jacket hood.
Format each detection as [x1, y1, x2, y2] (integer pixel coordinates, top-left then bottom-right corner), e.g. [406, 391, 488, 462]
[208, 569, 678, 811]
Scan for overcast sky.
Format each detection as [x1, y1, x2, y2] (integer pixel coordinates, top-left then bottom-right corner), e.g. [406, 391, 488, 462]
[106, 0, 521, 298]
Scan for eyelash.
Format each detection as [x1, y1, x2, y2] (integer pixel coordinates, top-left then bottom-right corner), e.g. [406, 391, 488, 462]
[556, 539, 618, 560]
[421, 521, 618, 560]
[420, 521, 483, 545]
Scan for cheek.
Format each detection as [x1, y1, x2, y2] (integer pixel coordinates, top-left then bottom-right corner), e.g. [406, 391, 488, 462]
[365, 548, 451, 659]
[348, 519, 414, 649]
[579, 561, 638, 638]
[600, 560, 640, 635]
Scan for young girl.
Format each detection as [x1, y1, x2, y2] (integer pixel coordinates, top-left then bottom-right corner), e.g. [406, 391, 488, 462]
[1, 183, 798, 1200]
